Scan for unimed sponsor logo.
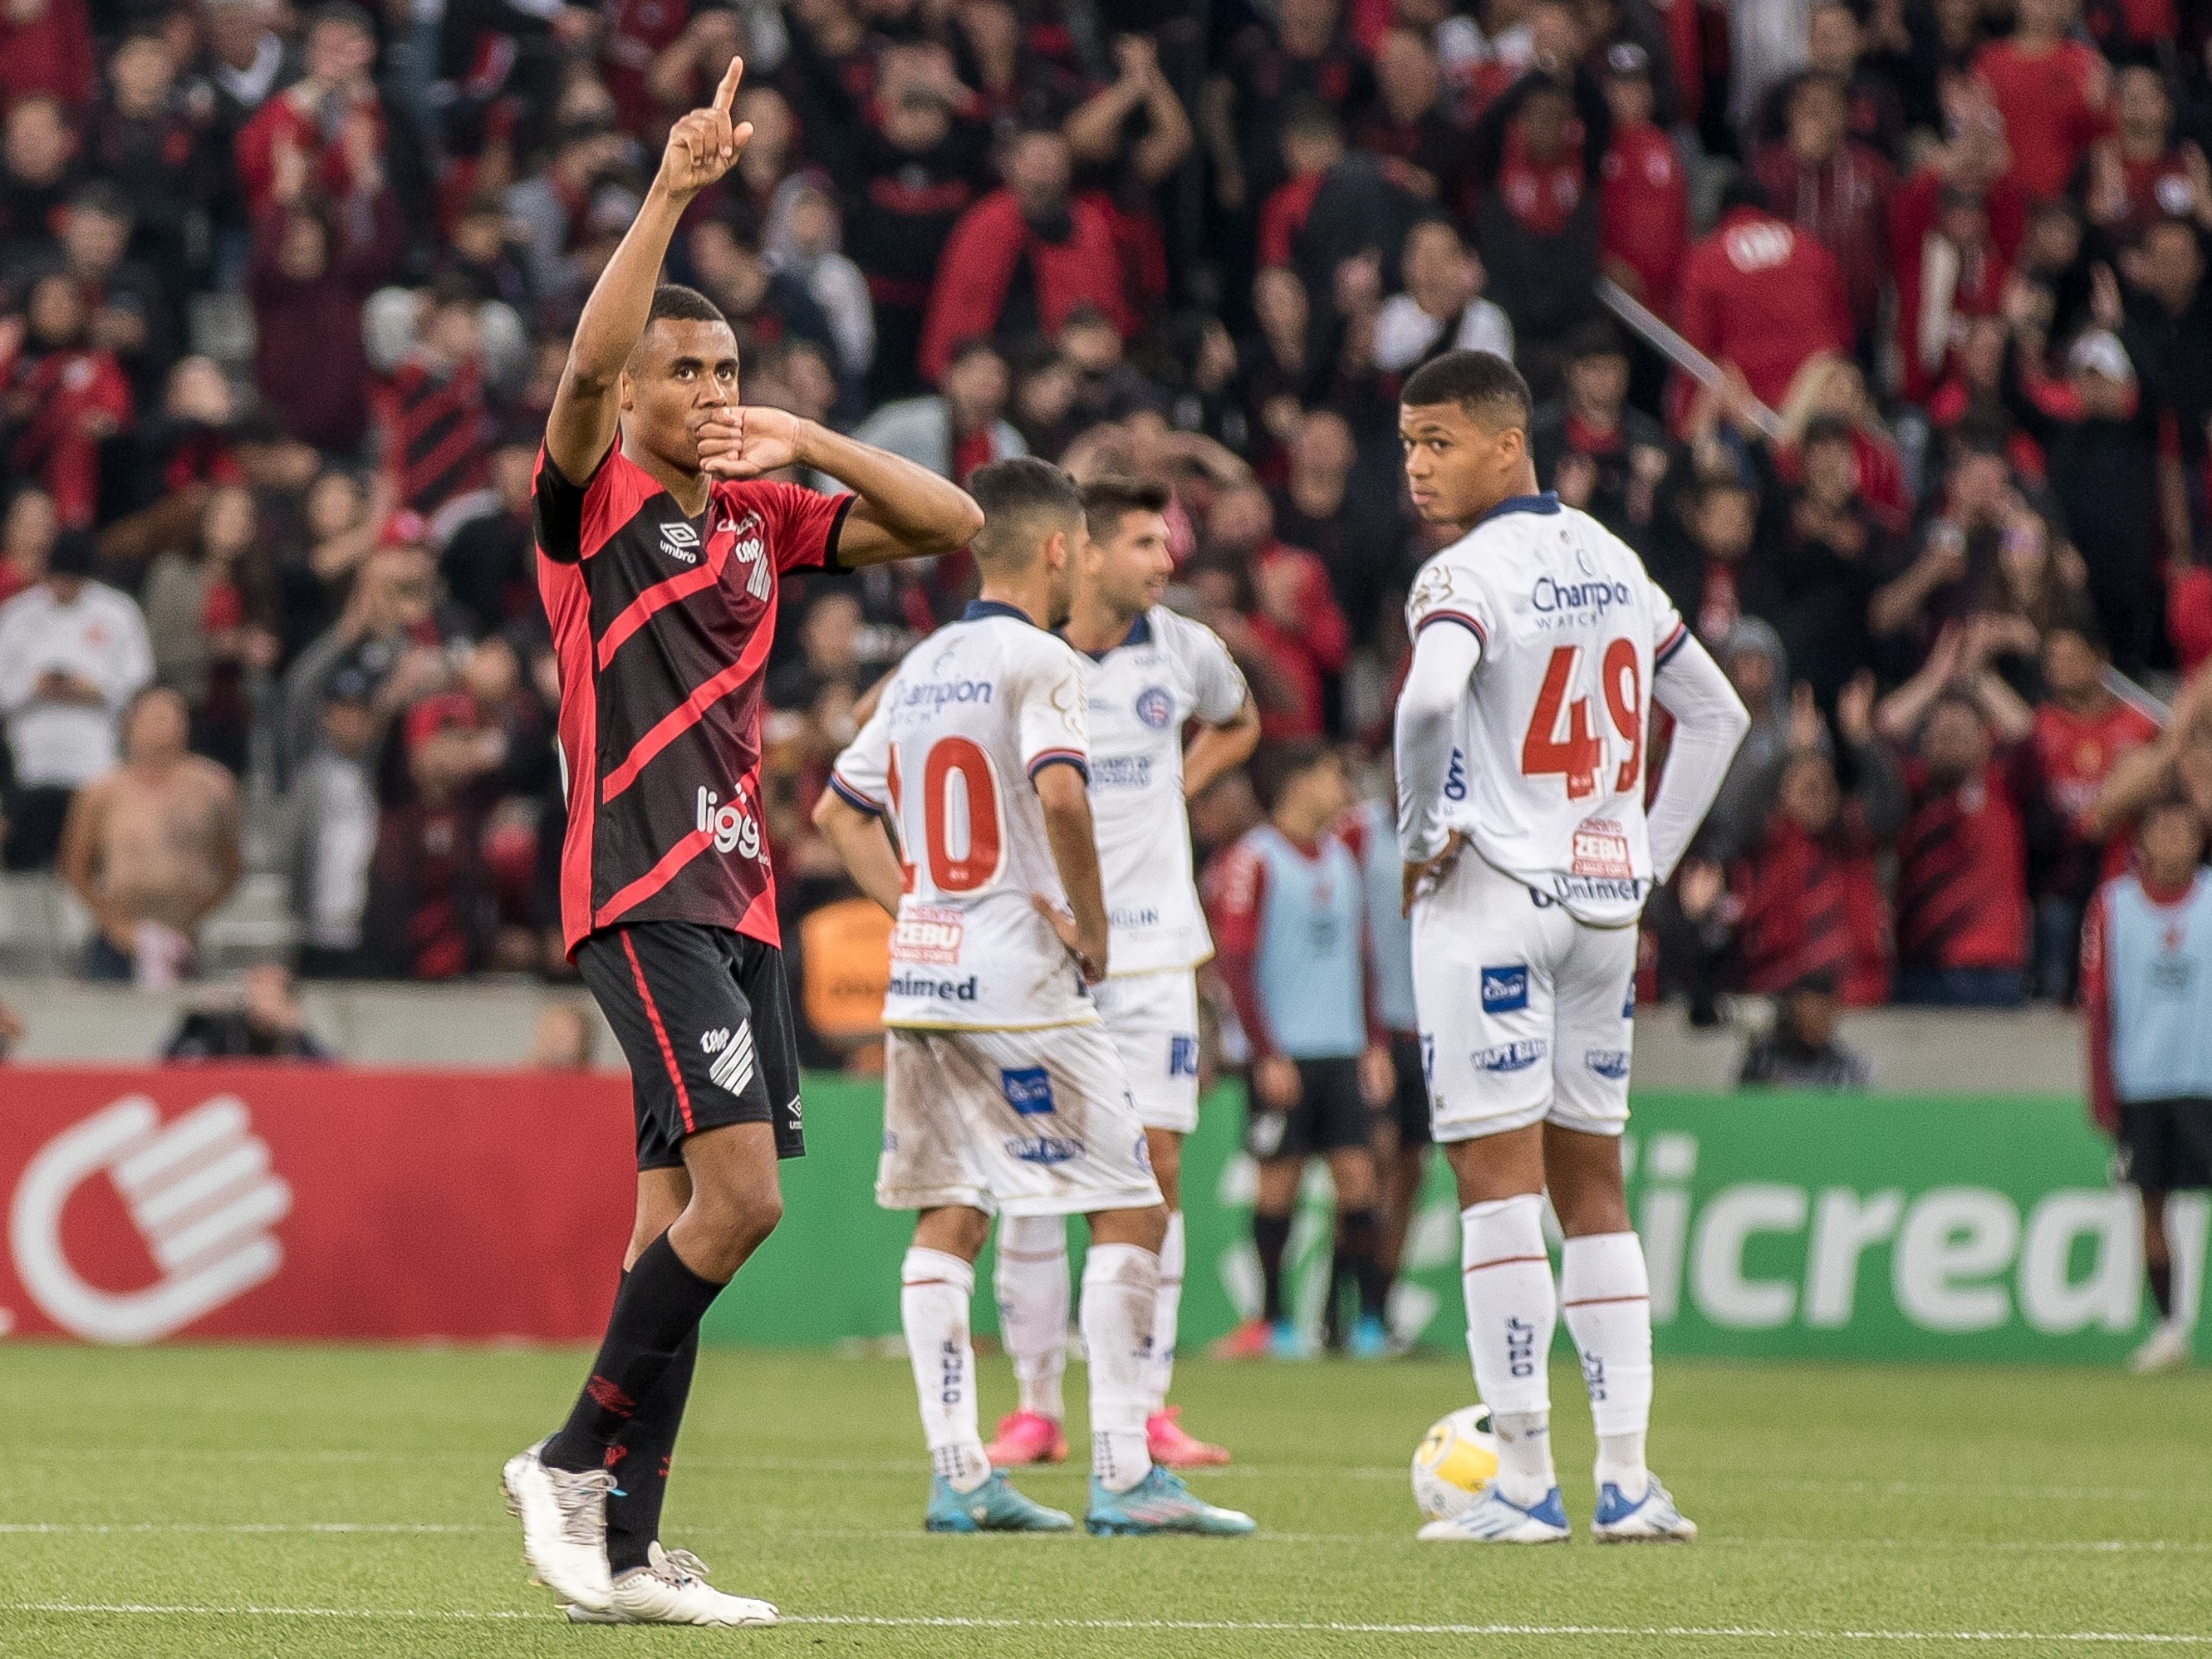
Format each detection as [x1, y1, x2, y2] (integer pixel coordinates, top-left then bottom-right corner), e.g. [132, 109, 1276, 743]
[1626, 1133, 2178, 1338]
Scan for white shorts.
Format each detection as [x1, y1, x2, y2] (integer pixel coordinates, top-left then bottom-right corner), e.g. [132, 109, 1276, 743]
[1410, 853, 1637, 1143]
[1090, 969, 1203, 1134]
[877, 1021, 1165, 1218]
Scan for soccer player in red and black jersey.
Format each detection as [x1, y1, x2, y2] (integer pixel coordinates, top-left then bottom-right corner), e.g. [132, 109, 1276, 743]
[501, 58, 983, 1627]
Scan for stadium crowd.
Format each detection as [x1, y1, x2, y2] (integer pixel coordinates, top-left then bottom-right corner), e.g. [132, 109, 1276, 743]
[2, 0, 2212, 1044]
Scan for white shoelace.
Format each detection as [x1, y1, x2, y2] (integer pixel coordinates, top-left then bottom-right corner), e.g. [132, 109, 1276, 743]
[656, 1548, 711, 1588]
[550, 1467, 613, 1548]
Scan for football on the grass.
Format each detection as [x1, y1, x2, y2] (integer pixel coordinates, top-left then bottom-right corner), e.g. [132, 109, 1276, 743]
[1411, 1405, 1500, 1521]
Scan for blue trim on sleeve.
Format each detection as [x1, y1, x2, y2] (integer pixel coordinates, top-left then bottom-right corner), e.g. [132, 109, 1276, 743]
[1027, 750, 1091, 783]
[827, 773, 881, 813]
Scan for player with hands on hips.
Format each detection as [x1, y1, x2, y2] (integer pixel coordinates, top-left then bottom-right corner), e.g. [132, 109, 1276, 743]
[1393, 351, 1749, 1544]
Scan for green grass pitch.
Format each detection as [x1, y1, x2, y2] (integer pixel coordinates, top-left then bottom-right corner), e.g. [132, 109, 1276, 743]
[2, 1344, 2208, 1657]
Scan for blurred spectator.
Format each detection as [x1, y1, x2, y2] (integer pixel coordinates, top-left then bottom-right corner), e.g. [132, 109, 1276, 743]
[1773, 415, 1884, 704]
[1893, 179, 2012, 409]
[1737, 974, 1874, 1090]
[1701, 618, 1797, 863]
[1676, 179, 1852, 417]
[371, 280, 497, 517]
[0, 484, 56, 606]
[1596, 41, 1689, 325]
[2118, 215, 2212, 479]
[85, 27, 210, 306]
[1974, 0, 2113, 204]
[233, 2, 424, 226]
[164, 963, 332, 1060]
[1877, 623, 2038, 1007]
[1353, 24, 1465, 205]
[248, 145, 403, 454]
[2002, 309, 2161, 675]
[2089, 61, 2197, 247]
[765, 176, 875, 388]
[1205, 0, 1374, 221]
[1468, 69, 1604, 394]
[0, 529, 150, 868]
[2028, 618, 2161, 999]
[288, 662, 378, 978]
[4, 271, 133, 528]
[277, 536, 444, 786]
[1269, 406, 1405, 639]
[1753, 71, 1894, 356]
[1371, 217, 1512, 373]
[141, 483, 279, 775]
[1058, 302, 1165, 426]
[0, 0, 93, 113]
[44, 181, 177, 402]
[1203, 483, 1347, 741]
[0, 95, 79, 272]
[920, 124, 1129, 383]
[1727, 675, 1902, 1006]
[439, 434, 538, 636]
[529, 999, 597, 1069]
[58, 686, 242, 983]
[851, 337, 1024, 483]
[1529, 320, 1668, 543]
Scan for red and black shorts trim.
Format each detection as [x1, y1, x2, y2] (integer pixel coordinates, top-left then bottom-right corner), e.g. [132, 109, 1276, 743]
[576, 920, 806, 1170]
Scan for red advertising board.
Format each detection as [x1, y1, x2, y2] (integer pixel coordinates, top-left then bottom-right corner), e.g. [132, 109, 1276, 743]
[0, 1068, 634, 1343]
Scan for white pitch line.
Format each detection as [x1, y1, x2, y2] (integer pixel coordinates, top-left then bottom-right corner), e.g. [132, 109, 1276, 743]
[6, 1605, 2212, 1643]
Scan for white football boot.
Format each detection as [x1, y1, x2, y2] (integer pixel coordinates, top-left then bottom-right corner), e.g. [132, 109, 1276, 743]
[564, 1544, 779, 1626]
[1416, 1484, 1571, 1543]
[1591, 1476, 1698, 1542]
[2130, 1320, 2191, 1373]
[501, 1441, 614, 1611]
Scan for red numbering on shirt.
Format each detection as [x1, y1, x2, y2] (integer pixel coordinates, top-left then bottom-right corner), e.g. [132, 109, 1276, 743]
[1520, 641, 1644, 800]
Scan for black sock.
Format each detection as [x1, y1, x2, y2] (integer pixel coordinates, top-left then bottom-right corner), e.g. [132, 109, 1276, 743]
[1254, 1212, 1292, 1323]
[1341, 1208, 1388, 1318]
[2149, 1259, 2174, 1320]
[545, 1233, 723, 1472]
[606, 1323, 699, 1575]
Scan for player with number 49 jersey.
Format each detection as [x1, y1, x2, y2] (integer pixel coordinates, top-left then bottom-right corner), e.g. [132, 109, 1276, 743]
[1401, 498, 1688, 928]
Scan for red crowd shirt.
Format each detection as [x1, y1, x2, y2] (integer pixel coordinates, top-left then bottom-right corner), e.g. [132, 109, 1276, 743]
[599, 0, 690, 135]
[1600, 121, 1690, 317]
[1975, 37, 2111, 202]
[2031, 695, 2161, 881]
[1675, 207, 1852, 415]
[1730, 804, 1892, 1007]
[1494, 125, 1584, 238]
[534, 440, 851, 954]
[1895, 756, 2032, 973]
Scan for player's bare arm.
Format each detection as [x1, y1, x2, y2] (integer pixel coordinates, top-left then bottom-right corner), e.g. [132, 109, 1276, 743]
[1032, 763, 1109, 983]
[1181, 694, 1260, 799]
[811, 788, 908, 917]
[544, 56, 753, 486]
[698, 408, 984, 563]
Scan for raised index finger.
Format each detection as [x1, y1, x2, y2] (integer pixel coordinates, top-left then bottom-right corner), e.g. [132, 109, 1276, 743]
[712, 54, 745, 114]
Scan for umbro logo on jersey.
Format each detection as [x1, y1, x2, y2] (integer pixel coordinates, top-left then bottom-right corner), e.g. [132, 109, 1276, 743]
[708, 1020, 756, 1097]
[661, 521, 701, 564]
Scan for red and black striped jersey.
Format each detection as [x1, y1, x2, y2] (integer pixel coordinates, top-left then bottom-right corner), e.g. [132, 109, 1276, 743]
[534, 439, 851, 955]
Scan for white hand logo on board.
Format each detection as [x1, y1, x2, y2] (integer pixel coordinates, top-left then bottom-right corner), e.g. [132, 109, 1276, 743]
[8, 1094, 292, 1344]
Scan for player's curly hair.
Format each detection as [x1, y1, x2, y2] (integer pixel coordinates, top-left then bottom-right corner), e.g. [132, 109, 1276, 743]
[1400, 350, 1531, 431]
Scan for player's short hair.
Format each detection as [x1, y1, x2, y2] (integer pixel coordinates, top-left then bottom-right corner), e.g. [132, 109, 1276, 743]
[646, 283, 729, 330]
[1080, 475, 1170, 543]
[1251, 738, 1337, 812]
[1400, 350, 1533, 432]
[969, 457, 1084, 570]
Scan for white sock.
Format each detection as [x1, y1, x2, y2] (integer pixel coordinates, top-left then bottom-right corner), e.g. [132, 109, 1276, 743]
[1145, 1211, 1185, 1415]
[901, 1248, 989, 1491]
[1562, 1231, 1654, 1500]
[993, 1213, 1069, 1421]
[1080, 1242, 1160, 1493]
[1460, 1195, 1557, 1505]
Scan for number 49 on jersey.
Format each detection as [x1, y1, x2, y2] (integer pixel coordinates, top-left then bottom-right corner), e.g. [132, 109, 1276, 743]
[1519, 640, 1643, 801]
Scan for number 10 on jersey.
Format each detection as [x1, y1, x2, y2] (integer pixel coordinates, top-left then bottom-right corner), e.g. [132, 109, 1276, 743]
[1519, 640, 1643, 801]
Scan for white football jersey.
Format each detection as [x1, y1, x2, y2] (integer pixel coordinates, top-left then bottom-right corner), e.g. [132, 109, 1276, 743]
[1401, 493, 1688, 927]
[830, 601, 1097, 1030]
[1080, 606, 1249, 976]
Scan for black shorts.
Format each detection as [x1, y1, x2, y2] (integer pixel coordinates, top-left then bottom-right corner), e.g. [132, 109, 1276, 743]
[576, 920, 805, 1171]
[2116, 1097, 2212, 1192]
[1382, 1031, 1432, 1147]
[1247, 1055, 1371, 1161]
